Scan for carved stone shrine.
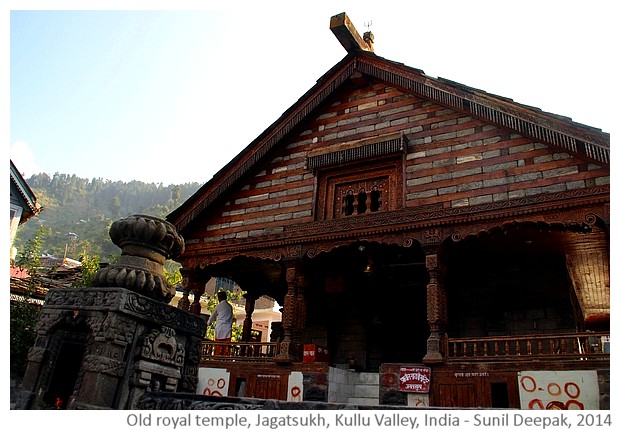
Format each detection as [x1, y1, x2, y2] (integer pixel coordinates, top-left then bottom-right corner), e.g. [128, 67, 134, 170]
[15, 214, 205, 410]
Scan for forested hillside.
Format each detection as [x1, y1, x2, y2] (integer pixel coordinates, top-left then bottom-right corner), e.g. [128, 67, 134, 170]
[14, 172, 202, 263]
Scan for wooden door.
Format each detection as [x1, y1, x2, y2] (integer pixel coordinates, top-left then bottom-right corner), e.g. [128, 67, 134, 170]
[252, 374, 286, 400]
[435, 382, 477, 408]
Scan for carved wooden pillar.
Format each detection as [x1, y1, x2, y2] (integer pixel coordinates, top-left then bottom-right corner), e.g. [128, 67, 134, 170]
[292, 271, 307, 348]
[421, 228, 447, 363]
[180, 268, 210, 316]
[275, 264, 304, 363]
[423, 252, 447, 363]
[241, 293, 257, 342]
[177, 275, 191, 312]
[190, 289, 204, 315]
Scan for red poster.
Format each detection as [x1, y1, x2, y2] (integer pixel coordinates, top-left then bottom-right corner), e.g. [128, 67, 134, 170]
[399, 366, 431, 393]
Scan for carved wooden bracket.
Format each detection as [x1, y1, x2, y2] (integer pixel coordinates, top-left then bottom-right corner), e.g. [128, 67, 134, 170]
[449, 206, 608, 243]
[178, 189, 608, 272]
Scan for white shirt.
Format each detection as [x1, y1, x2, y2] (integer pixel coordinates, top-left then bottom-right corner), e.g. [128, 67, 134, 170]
[207, 300, 233, 340]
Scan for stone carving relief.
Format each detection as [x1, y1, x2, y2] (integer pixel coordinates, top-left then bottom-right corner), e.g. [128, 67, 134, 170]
[15, 214, 206, 410]
[93, 313, 136, 346]
[179, 336, 201, 394]
[124, 293, 205, 333]
[45, 288, 122, 308]
[82, 354, 126, 377]
[139, 326, 185, 366]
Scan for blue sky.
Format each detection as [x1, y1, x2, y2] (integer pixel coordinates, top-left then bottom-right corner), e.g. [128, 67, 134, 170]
[1, 1, 617, 422]
[5, 1, 616, 186]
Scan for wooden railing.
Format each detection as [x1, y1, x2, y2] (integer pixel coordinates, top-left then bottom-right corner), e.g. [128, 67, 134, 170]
[445, 332, 610, 361]
[199, 333, 609, 364]
[199, 340, 280, 363]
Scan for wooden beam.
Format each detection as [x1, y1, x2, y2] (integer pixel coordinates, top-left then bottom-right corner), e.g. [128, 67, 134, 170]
[330, 12, 374, 53]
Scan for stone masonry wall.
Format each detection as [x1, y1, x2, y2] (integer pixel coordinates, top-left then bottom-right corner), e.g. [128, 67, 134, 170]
[189, 83, 609, 243]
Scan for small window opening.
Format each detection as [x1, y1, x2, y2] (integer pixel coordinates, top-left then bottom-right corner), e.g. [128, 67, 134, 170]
[339, 179, 387, 217]
[357, 189, 367, 214]
[370, 186, 381, 212]
[343, 190, 355, 216]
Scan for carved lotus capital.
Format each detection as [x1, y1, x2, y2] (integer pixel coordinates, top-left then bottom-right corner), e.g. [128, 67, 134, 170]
[109, 214, 184, 263]
[94, 214, 185, 303]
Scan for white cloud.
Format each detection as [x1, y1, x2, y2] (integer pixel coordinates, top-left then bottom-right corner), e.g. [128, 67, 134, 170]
[10, 140, 40, 178]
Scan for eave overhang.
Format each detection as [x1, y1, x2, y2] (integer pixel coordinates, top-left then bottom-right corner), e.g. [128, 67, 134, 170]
[178, 184, 609, 269]
[10, 160, 41, 222]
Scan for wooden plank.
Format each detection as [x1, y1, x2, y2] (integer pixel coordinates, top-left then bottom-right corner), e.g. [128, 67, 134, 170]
[329, 12, 373, 53]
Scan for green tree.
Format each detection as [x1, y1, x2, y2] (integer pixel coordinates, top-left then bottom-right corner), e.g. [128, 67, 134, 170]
[15, 173, 200, 265]
[73, 241, 101, 288]
[171, 185, 181, 206]
[109, 196, 121, 218]
[163, 260, 183, 287]
[10, 227, 46, 376]
[10, 300, 40, 376]
[15, 225, 46, 276]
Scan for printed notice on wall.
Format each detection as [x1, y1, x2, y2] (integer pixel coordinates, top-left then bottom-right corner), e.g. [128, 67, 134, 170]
[398, 366, 431, 393]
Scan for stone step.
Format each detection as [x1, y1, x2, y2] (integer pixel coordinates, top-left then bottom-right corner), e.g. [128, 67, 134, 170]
[347, 396, 380, 406]
[353, 372, 380, 385]
[353, 383, 379, 399]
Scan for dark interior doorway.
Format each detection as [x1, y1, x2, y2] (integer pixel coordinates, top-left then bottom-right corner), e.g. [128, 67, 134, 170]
[304, 242, 429, 372]
[491, 382, 510, 408]
[44, 340, 86, 408]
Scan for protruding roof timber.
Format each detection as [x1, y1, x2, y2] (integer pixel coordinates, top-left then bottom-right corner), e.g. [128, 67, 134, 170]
[330, 12, 374, 53]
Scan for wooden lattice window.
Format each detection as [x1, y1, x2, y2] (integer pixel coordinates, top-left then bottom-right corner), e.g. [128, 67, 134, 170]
[310, 135, 405, 221]
[315, 163, 402, 220]
[338, 180, 386, 216]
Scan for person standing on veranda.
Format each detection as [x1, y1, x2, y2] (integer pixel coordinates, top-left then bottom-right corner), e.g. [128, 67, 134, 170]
[207, 290, 233, 355]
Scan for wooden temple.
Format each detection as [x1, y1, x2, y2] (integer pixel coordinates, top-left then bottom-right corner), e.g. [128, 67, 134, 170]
[166, 13, 609, 408]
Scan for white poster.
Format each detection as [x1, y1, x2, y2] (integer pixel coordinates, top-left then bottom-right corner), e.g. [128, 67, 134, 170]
[518, 370, 599, 410]
[287, 371, 303, 402]
[196, 367, 230, 397]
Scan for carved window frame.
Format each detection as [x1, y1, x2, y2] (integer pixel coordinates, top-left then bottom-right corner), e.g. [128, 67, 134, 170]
[309, 135, 406, 221]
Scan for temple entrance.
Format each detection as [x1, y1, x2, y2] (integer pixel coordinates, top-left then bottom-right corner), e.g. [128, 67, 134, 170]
[303, 242, 429, 372]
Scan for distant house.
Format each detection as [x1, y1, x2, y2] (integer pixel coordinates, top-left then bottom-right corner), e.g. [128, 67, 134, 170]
[9, 160, 43, 304]
[167, 14, 609, 408]
[9, 160, 41, 260]
[9, 160, 82, 302]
